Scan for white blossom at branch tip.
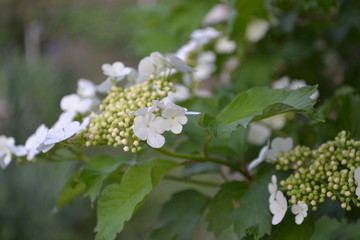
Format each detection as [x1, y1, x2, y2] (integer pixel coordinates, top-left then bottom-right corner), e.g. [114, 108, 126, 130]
[77, 79, 97, 98]
[270, 190, 287, 225]
[0, 136, 15, 169]
[248, 145, 269, 171]
[215, 37, 236, 54]
[245, 19, 270, 43]
[101, 61, 132, 78]
[25, 124, 49, 160]
[354, 168, 360, 198]
[291, 201, 308, 225]
[133, 112, 166, 148]
[60, 94, 93, 114]
[268, 175, 277, 203]
[191, 27, 220, 44]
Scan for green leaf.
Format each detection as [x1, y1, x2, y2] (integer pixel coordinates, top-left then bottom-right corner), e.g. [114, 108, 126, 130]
[95, 159, 177, 240]
[201, 86, 323, 137]
[207, 182, 248, 236]
[57, 155, 127, 208]
[150, 190, 210, 240]
[207, 172, 272, 239]
[233, 182, 272, 239]
[271, 213, 315, 240]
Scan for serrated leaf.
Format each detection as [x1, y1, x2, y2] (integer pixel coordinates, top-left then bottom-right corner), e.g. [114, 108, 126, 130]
[233, 182, 272, 239]
[95, 159, 177, 240]
[207, 171, 272, 239]
[201, 86, 323, 137]
[150, 190, 210, 240]
[57, 155, 127, 208]
[207, 182, 248, 236]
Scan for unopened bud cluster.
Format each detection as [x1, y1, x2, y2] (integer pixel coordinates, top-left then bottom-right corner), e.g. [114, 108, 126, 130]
[81, 74, 174, 152]
[275, 131, 360, 211]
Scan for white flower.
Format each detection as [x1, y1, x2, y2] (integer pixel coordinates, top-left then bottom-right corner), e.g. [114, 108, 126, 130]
[98, 62, 133, 92]
[176, 40, 200, 61]
[154, 101, 200, 116]
[166, 54, 194, 73]
[245, 19, 270, 43]
[60, 94, 93, 114]
[77, 79, 97, 98]
[202, 4, 232, 26]
[38, 121, 82, 152]
[53, 111, 76, 129]
[194, 51, 216, 81]
[247, 122, 272, 145]
[354, 168, 360, 198]
[163, 84, 190, 103]
[268, 175, 277, 203]
[0, 136, 15, 169]
[272, 76, 291, 89]
[270, 190, 288, 225]
[102, 61, 132, 79]
[248, 145, 269, 171]
[291, 201, 308, 225]
[24, 124, 49, 160]
[267, 137, 293, 162]
[191, 27, 220, 44]
[261, 115, 286, 130]
[133, 112, 166, 148]
[161, 107, 188, 134]
[138, 52, 168, 76]
[215, 37, 236, 54]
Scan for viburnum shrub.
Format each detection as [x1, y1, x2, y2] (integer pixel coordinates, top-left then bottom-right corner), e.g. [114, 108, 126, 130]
[2, 0, 360, 239]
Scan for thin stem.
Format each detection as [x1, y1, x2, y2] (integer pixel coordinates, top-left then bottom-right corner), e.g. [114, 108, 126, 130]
[164, 175, 219, 188]
[155, 148, 252, 181]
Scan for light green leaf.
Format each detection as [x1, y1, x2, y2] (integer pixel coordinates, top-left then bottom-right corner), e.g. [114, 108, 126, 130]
[95, 159, 177, 240]
[150, 190, 210, 240]
[57, 155, 127, 208]
[201, 86, 323, 137]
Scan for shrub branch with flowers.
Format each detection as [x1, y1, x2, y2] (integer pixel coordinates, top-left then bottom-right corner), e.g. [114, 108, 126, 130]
[2, 0, 360, 239]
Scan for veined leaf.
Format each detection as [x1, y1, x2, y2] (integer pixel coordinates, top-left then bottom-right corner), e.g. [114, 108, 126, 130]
[150, 190, 210, 240]
[57, 155, 127, 208]
[207, 171, 272, 239]
[271, 214, 315, 240]
[201, 86, 323, 137]
[95, 159, 177, 240]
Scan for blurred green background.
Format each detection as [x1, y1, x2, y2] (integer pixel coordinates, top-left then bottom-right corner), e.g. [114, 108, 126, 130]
[0, 0, 218, 239]
[1, 0, 360, 239]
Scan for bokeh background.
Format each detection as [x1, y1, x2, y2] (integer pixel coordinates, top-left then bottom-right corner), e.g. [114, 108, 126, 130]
[1, 0, 360, 239]
[0, 0, 220, 239]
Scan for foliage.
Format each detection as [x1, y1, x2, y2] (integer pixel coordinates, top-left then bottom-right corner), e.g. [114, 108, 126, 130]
[2, 0, 360, 240]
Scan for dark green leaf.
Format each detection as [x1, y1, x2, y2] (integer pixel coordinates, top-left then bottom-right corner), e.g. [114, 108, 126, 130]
[95, 159, 177, 240]
[150, 190, 210, 240]
[271, 213, 315, 240]
[207, 171, 272, 239]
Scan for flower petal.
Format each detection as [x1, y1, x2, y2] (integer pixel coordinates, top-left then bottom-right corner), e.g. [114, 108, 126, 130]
[147, 133, 165, 148]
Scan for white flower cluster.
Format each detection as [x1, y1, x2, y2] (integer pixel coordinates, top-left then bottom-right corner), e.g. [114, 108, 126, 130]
[248, 137, 293, 170]
[0, 78, 98, 167]
[133, 101, 200, 149]
[268, 175, 308, 225]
